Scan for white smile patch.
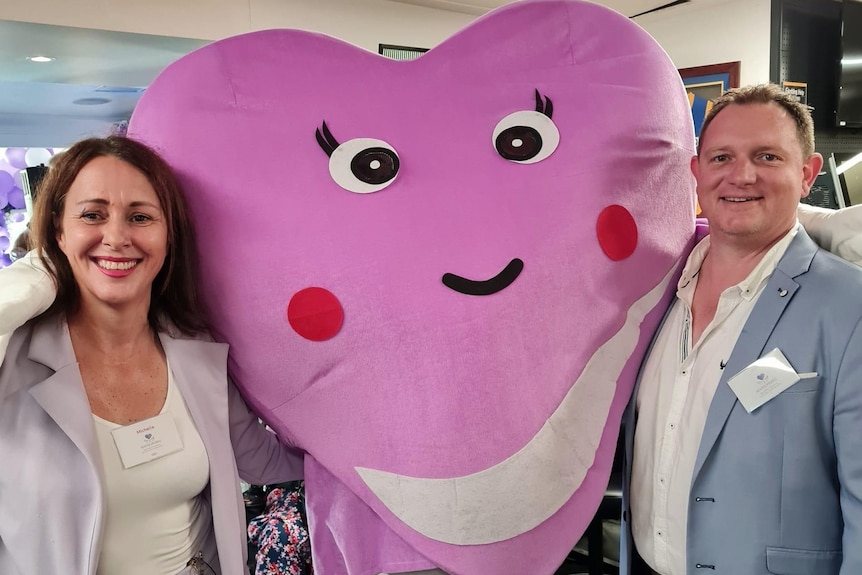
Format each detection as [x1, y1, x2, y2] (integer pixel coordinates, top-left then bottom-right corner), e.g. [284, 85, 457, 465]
[356, 261, 679, 545]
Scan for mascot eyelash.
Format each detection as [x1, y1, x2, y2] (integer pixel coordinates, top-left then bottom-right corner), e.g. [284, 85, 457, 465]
[535, 89, 553, 118]
[315, 89, 553, 157]
[315, 121, 340, 157]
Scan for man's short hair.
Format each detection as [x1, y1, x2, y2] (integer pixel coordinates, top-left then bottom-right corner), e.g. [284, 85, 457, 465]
[697, 84, 815, 158]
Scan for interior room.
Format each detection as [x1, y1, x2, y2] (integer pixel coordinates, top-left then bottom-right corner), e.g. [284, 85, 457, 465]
[1, 1, 860, 575]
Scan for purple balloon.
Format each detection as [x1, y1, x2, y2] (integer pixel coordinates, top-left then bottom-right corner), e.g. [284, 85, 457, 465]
[0, 171, 12, 195]
[9, 211, 25, 223]
[0, 235, 9, 252]
[5, 148, 27, 169]
[7, 187, 25, 209]
[0, 253, 11, 268]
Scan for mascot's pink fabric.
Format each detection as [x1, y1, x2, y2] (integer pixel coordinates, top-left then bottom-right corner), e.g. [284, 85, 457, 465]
[129, 1, 696, 573]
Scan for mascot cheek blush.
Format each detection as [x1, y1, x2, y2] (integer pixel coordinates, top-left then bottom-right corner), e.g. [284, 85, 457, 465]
[129, 1, 696, 573]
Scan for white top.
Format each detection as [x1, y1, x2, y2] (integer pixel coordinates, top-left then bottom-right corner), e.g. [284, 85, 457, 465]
[630, 225, 798, 575]
[93, 366, 214, 575]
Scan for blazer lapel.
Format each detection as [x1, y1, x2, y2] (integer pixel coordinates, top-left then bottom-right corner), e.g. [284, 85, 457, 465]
[26, 319, 106, 575]
[691, 230, 818, 482]
[27, 320, 103, 474]
[159, 333, 231, 462]
[160, 333, 246, 573]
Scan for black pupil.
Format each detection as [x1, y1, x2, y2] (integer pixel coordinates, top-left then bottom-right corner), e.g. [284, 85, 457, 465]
[496, 126, 542, 161]
[351, 147, 399, 185]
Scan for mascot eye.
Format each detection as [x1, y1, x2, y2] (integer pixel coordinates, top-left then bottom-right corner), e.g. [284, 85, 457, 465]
[492, 111, 559, 164]
[329, 138, 400, 194]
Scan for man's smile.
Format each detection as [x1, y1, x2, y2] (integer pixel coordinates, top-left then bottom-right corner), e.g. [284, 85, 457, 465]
[721, 197, 760, 202]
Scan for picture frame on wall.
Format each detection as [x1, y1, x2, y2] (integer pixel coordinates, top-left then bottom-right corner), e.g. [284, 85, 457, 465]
[378, 44, 428, 61]
[678, 61, 741, 138]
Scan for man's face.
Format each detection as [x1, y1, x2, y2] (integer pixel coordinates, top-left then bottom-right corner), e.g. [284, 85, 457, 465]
[692, 102, 822, 249]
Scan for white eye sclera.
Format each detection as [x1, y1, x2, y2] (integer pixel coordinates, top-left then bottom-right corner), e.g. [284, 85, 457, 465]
[329, 138, 400, 194]
[492, 110, 559, 164]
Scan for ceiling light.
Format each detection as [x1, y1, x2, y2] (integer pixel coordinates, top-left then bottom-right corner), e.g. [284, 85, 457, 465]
[72, 97, 111, 106]
[27, 56, 55, 63]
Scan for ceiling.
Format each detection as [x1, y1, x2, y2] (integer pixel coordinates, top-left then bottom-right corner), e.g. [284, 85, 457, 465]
[0, 20, 208, 147]
[391, 0, 683, 15]
[0, 0, 683, 148]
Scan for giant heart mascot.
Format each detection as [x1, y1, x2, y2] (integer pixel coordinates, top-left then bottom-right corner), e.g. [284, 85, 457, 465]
[1, 1, 695, 574]
[1, 3, 860, 573]
[126, 1, 696, 574]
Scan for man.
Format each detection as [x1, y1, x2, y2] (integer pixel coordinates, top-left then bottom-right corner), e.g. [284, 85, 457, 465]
[624, 83, 862, 575]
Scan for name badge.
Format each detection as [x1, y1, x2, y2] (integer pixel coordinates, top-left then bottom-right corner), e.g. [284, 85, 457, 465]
[111, 412, 184, 469]
[727, 348, 817, 413]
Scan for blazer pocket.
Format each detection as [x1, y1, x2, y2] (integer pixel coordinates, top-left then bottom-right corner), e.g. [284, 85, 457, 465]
[781, 376, 822, 394]
[766, 546, 841, 574]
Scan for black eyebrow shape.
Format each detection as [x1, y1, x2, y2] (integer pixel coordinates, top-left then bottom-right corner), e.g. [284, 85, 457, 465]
[315, 121, 340, 157]
[534, 89, 554, 119]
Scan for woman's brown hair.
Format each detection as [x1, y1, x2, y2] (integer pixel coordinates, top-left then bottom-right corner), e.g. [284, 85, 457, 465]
[30, 136, 208, 335]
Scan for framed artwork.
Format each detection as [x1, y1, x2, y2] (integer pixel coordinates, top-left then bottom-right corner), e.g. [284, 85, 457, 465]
[378, 44, 428, 61]
[678, 61, 740, 138]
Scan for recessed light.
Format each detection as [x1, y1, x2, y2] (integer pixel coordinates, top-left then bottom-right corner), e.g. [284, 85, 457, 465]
[73, 97, 111, 106]
[27, 56, 55, 63]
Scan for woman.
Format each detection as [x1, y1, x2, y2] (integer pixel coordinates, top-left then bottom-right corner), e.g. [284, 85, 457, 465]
[0, 137, 303, 575]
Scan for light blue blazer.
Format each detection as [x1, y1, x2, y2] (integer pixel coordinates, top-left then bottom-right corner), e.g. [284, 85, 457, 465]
[621, 230, 862, 575]
[0, 318, 304, 575]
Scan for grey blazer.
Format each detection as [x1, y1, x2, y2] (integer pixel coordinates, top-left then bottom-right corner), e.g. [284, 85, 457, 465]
[621, 230, 862, 575]
[0, 318, 304, 575]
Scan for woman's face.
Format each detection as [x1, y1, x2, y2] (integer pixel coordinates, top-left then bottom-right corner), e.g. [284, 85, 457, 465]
[57, 155, 168, 314]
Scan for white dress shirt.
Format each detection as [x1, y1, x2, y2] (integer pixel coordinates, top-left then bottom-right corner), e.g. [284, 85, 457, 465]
[630, 225, 798, 575]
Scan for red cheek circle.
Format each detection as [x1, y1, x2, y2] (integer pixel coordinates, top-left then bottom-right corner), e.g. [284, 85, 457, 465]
[287, 287, 344, 341]
[596, 205, 638, 261]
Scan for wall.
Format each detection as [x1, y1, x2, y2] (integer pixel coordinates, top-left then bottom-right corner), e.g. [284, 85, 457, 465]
[1, 0, 777, 88]
[634, 0, 772, 86]
[842, 161, 862, 205]
[4, 0, 773, 62]
[0, 0, 475, 53]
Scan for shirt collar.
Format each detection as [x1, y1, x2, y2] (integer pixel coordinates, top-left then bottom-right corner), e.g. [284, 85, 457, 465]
[677, 221, 800, 301]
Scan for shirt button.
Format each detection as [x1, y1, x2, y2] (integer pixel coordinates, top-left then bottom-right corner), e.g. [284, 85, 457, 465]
[670, 423, 675, 429]
[682, 370, 687, 375]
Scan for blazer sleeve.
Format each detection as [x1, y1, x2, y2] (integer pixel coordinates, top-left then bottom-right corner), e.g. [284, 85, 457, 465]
[835, 316, 862, 574]
[0, 252, 54, 369]
[227, 380, 304, 485]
